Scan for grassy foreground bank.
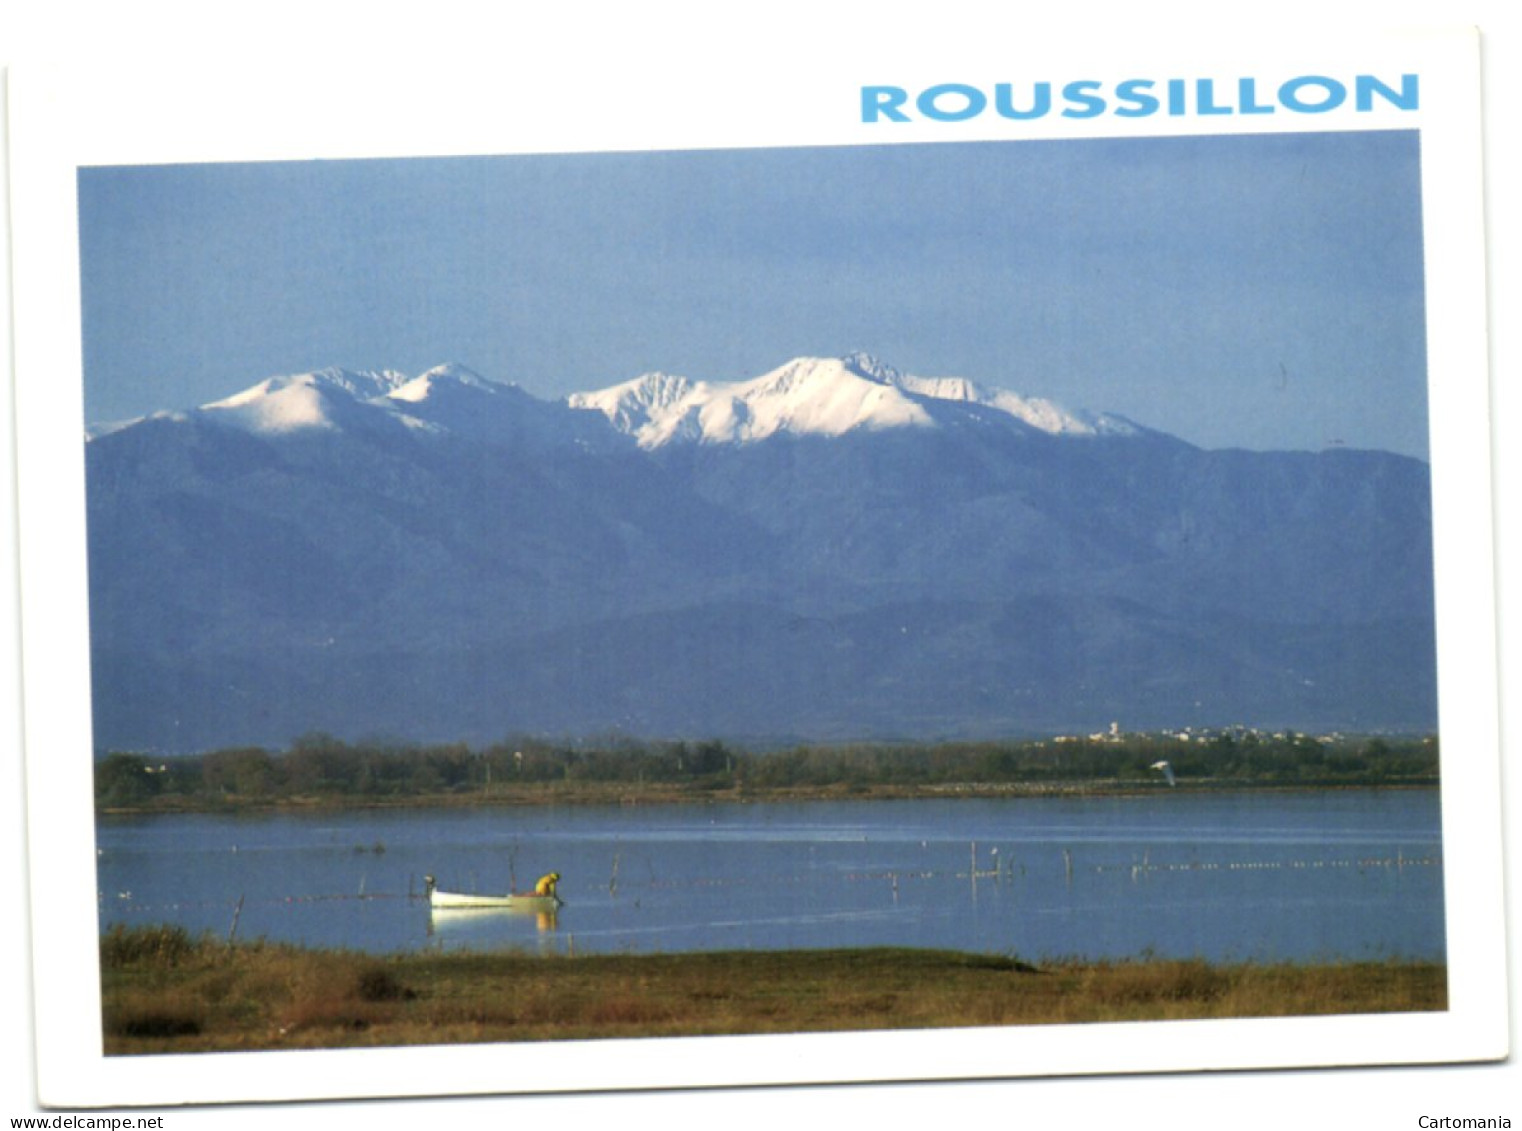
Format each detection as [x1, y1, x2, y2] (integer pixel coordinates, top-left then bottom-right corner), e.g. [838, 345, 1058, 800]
[100, 925, 1446, 1054]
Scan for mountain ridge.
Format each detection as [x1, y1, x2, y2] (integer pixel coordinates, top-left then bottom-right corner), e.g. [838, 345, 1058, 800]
[82, 354, 1436, 753]
[92, 354, 1173, 451]
[568, 353, 1154, 449]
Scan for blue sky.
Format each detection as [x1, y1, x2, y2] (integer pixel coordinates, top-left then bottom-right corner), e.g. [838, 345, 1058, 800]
[78, 130, 1428, 458]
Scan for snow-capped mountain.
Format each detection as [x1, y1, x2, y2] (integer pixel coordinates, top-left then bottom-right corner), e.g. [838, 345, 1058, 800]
[112, 353, 1145, 450]
[200, 366, 413, 435]
[130, 362, 618, 453]
[569, 352, 1145, 448]
[81, 355, 1437, 752]
[382, 363, 624, 450]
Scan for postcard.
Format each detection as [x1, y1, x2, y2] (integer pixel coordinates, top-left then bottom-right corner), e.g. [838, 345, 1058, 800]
[5, 19, 1507, 1114]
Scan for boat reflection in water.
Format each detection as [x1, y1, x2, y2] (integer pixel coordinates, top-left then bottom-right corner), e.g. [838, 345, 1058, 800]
[427, 905, 560, 934]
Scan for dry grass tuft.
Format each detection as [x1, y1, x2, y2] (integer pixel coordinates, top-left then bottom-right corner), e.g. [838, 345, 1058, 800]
[1080, 958, 1232, 1008]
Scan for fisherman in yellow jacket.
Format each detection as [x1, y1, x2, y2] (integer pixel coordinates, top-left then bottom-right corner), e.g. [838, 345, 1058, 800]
[534, 872, 561, 898]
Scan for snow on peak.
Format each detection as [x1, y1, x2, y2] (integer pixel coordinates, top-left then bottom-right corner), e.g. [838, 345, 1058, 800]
[725, 356, 934, 439]
[104, 356, 1143, 451]
[569, 371, 695, 418]
[197, 367, 415, 435]
[387, 363, 498, 405]
[202, 374, 335, 434]
[185, 364, 545, 439]
[86, 409, 188, 440]
[892, 373, 1139, 437]
[568, 372, 705, 443]
[840, 351, 905, 384]
[309, 366, 414, 400]
[361, 362, 623, 451]
[570, 354, 1141, 447]
[568, 358, 935, 448]
[102, 362, 618, 451]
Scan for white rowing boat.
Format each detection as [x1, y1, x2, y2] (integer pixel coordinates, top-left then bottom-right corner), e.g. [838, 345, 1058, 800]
[423, 874, 563, 912]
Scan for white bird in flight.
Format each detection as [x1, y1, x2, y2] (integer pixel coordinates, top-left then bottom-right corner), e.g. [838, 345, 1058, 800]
[1150, 760, 1176, 786]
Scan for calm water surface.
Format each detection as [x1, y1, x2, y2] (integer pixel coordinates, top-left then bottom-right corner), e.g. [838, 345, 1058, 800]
[95, 791, 1445, 962]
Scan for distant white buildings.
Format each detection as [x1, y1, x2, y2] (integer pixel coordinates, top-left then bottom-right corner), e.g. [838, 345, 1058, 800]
[1049, 724, 1359, 746]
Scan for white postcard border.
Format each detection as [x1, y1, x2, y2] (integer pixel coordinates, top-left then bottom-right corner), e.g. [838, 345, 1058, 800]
[6, 23, 1506, 1108]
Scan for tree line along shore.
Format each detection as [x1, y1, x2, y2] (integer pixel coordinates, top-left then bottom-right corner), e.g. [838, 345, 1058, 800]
[94, 731, 1439, 812]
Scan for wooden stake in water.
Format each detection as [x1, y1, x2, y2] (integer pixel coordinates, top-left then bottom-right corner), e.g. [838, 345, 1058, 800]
[227, 894, 245, 945]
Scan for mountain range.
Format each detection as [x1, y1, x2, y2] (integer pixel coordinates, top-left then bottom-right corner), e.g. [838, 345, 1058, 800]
[84, 354, 1437, 753]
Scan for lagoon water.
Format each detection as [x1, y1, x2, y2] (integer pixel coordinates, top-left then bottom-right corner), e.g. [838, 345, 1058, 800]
[95, 790, 1445, 963]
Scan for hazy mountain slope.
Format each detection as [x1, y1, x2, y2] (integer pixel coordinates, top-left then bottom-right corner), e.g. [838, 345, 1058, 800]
[84, 357, 1436, 752]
